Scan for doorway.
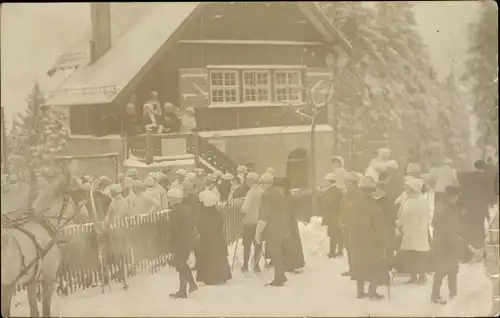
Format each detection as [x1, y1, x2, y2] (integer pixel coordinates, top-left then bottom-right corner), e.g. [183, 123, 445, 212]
[286, 148, 309, 189]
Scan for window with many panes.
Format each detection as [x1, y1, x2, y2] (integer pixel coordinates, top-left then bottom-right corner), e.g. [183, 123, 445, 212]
[274, 70, 302, 102]
[208, 69, 303, 105]
[242, 71, 271, 103]
[210, 71, 239, 104]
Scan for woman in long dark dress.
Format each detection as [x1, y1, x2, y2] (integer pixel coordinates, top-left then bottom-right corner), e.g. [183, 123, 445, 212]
[196, 190, 232, 285]
[275, 177, 306, 272]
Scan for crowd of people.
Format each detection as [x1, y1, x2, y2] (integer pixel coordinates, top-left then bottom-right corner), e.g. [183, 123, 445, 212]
[62, 164, 304, 298]
[320, 148, 498, 309]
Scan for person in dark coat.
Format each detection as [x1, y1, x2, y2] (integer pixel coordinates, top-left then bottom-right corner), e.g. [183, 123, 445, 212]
[196, 190, 232, 285]
[218, 173, 233, 201]
[345, 175, 389, 300]
[373, 172, 397, 270]
[430, 185, 462, 305]
[322, 173, 344, 258]
[458, 160, 491, 249]
[122, 102, 143, 137]
[167, 188, 198, 299]
[255, 173, 290, 287]
[275, 176, 306, 272]
[339, 171, 362, 277]
[162, 102, 182, 133]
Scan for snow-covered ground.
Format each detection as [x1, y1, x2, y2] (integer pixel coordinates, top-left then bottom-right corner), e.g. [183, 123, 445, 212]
[11, 217, 492, 317]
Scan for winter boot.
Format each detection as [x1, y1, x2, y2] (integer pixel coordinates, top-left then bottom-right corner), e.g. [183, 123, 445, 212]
[431, 297, 447, 305]
[266, 276, 287, 287]
[367, 283, 384, 300]
[341, 271, 351, 277]
[241, 264, 249, 272]
[169, 291, 187, 299]
[356, 280, 365, 299]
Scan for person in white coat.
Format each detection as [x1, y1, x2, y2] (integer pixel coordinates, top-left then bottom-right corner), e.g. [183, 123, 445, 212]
[105, 184, 132, 222]
[396, 177, 432, 284]
[170, 169, 187, 192]
[127, 180, 161, 215]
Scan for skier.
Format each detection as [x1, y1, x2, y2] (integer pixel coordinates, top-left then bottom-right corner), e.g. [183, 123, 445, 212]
[240, 172, 264, 273]
[430, 185, 462, 305]
[345, 175, 389, 300]
[167, 188, 198, 299]
[322, 173, 344, 258]
[255, 172, 290, 287]
[339, 171, 361, 277]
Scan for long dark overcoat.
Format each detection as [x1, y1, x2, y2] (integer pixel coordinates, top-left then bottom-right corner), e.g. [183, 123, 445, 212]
[431, 200, 462, 273]
[168, 202, 196, 267]
[322, 186, 343, 239]
[346, 193, 389, 285]
[196, 205, 232, 285]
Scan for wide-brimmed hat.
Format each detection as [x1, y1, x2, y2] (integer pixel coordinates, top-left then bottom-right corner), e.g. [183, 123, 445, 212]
[223, 173, 234, 181]
[144, 176, 156, 187]
[126, 168, 138, 177]
[259, 172, 274, 184]
[246, 172, 260, 182]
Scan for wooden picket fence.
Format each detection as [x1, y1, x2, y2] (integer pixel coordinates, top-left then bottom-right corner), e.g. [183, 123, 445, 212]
[12, 192, 313, 297]
[51, 198, 245, 296]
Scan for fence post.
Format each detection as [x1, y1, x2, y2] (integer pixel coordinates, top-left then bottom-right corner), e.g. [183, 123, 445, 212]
[193, 128, 201, 168]
[145, 130, 154, 165]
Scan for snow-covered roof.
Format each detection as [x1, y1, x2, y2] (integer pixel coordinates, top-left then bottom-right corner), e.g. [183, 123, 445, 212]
[43, 2, 351, 107]
[199, 125, 333, 138]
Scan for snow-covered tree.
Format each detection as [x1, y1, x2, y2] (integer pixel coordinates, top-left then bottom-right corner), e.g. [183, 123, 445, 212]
[434, 71, 473, 160]
[463, 1, 498, 156]
[8, 83, 70, 179]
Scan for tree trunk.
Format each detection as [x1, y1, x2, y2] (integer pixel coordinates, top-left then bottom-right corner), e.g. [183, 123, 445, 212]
[310, 108, 318, 217]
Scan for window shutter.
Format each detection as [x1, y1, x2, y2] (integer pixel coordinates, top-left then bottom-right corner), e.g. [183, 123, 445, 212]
[178, 68, 210, 109]
[305, 67, 333, 104]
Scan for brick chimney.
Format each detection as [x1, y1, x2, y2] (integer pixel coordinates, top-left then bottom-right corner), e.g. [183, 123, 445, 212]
[90, 3, 111, 64]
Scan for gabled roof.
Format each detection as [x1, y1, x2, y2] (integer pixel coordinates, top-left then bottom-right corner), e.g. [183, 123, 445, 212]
[43, 2, 351, 107]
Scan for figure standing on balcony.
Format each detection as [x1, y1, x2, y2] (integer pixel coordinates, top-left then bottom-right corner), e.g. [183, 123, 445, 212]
[162, 103, 181, 133]
[181, 107, 197, 133]
[123, 101, 142, 137]
[143, 91, 164, 134]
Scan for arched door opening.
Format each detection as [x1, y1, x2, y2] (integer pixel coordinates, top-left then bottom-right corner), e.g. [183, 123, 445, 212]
[286, 148, 309, 189]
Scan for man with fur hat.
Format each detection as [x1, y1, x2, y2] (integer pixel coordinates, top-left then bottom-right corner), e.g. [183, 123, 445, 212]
[167, 188, 198, 299]
[345, 175, 389, 300]
[255, 172, 290, 286]
[323, 173, 344, 258]
[339, 171, 362, 276]
[240, 172, 264, 273]
[430, 185, 463, 305]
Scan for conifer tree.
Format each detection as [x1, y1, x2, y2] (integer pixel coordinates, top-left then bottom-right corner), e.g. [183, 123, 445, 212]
[8, 83, 70, 179]
[463, 1, 498, 156]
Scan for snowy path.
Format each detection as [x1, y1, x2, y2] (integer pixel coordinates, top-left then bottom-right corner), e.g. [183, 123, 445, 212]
[11, 218, 492, 317]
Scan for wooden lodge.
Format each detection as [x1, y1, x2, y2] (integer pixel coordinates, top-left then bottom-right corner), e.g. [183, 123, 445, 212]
[42, 2, 352, 188]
